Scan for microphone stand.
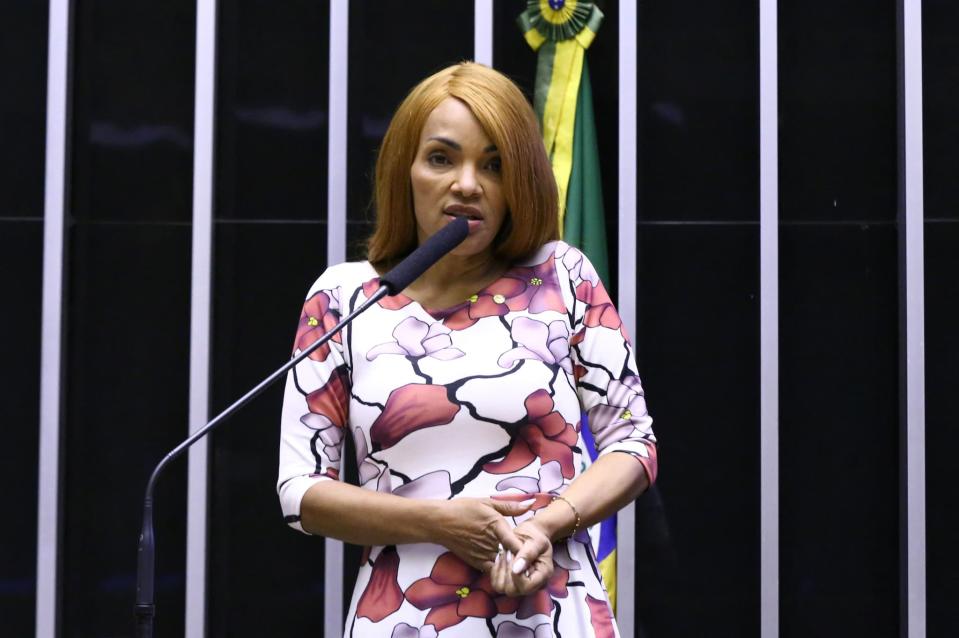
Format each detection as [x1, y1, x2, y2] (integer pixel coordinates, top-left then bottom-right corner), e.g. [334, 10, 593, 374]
[133, 285, 389, 637]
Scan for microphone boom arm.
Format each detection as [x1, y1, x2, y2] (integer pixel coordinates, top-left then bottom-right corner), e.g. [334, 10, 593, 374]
[134, 215, 468, 636]
[134, 284, 389, 637]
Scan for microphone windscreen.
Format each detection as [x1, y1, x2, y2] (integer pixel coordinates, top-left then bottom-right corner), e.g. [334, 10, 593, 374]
[379, 216, 470, 294]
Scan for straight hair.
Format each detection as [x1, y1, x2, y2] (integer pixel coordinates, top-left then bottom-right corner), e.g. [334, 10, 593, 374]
[367, 62, 558, 268]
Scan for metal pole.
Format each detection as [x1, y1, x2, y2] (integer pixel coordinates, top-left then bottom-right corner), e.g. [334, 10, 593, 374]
[759, 0, 780, 635]
[36, 1, 72, 635]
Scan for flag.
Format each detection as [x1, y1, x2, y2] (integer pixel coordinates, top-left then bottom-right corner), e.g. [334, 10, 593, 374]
[517, 0, 617, 609]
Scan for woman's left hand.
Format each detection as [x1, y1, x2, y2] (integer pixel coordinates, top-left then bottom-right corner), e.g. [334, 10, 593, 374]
[490, 519, 554, 596]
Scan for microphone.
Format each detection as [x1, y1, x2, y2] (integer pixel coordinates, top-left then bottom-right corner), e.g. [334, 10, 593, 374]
[379, 216, 469, 294]
[134, 215, 469, 637]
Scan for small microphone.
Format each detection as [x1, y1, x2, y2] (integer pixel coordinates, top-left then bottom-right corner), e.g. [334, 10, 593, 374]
[379, 216, 469, 294]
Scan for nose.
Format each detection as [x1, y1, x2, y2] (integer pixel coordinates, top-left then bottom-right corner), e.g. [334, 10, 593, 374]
[452, 163, 481, 198]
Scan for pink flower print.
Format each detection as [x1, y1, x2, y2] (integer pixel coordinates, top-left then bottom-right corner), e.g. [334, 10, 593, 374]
[393, 470, 452, 500]
[300, 412, 344, 463]
[354, 428, 453, 500]
[493, 461, 564, 524]
[294, 290, 342, 362]
[300, 365, 350, 462]
[314, 467, 339, 481]
[303, 365, 349, 428]
[570, 330, 588, 381]
[495, 460, 564, 495]
[367, 316, 464, 361]
[355, 428, 391, 493]
[586, 375, 651, 448]
[391, 624, 437, 638]
[586, 594, 617, 638]
[370, 384, 459, 449]
[516, 566, 570, 619]
[498, 317, 572, 373]
[358, 421, 453, 497]
[404, 552, 520, 631]
[438, 277, 527, 330]
[496, 621, 553, 638]
[554, 243, 600, 286]
[505, 256, 566, 316]
[484, 390, 579, 479]
[553, 542, 582, 572]
[438, 256, 564, 330]
[586, 375, 658, 482]
[574, 279, 628, 339]
[363, 278, 415, 311]
[356, 546, 404, 622]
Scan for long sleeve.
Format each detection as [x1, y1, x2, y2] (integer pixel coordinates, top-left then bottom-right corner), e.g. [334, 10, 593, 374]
[277, 267, 351, 533]
[560, 244, 658, 484]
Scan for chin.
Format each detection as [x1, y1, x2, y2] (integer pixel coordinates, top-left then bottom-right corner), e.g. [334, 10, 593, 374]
[449, 236, 495, 258]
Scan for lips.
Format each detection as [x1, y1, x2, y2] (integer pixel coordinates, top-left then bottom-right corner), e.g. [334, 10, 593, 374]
[443, 205, 484, 221]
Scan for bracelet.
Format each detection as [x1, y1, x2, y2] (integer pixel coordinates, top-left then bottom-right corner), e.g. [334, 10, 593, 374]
[551, 495, 581, 538]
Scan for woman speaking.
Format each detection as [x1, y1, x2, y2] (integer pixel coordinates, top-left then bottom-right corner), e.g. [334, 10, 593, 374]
[277, 62, 657, 637]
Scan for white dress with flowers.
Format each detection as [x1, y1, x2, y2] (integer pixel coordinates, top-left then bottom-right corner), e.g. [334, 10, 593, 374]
[278, 241, 657, 638]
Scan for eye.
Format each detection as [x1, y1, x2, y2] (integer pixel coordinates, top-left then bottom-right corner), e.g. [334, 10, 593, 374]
[427, 152, 450, 167]
[485, 157, 502, 173]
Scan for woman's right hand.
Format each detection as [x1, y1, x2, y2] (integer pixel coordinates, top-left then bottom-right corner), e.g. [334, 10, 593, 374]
[428, 498, 533, 572]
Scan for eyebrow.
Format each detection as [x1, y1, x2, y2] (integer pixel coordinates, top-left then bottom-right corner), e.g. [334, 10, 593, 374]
[427, 136, 498, 153]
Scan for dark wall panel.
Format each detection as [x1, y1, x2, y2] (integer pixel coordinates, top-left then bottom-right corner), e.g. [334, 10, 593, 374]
[924, 3, 959, 635]
[62, 1, 196, 635]
[346, 0, 474, 260]
[778, 2, 900, 635]
[1, 2, 48, 219]
[633, 2, 760, 636]
[638, 1, 759, 223]
[0, 1, 47, 634]
[634, 225, 760, 638]
[779, 3, 897, 223]
[779, 225, 899, 636]
[492, 0, 537, 94]
[922, 0, 959, 223]
[924, 226, 959, 637]
[216, 0, 329, 220]
[208, 224, 329, 636]
[62, 225, 191, 637]
[0, 222, 43, 636]
[70, 2, 195, 224]
[209, 3, 331, 634]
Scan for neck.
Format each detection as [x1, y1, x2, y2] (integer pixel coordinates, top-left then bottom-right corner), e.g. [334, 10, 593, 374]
[409, 249, 506, 292]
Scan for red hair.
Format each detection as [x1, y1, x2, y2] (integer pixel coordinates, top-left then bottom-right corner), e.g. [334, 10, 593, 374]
[367, 62, 558, 268]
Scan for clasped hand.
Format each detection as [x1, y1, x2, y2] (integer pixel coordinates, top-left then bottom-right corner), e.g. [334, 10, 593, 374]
[433, 498, 554, 597]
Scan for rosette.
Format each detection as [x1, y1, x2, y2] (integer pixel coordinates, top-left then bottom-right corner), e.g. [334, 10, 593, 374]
[517, 0, 604, 51]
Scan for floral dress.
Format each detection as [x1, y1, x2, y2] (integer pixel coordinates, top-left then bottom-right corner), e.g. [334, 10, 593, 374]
[278, 241, 658, 638]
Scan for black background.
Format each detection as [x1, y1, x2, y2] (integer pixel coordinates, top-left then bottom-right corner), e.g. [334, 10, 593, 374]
[0, 2, 47, 636]
[3, 1, 955, 636]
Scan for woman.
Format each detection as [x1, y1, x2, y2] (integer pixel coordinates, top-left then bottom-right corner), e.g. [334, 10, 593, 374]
[278, 62, 657, 637]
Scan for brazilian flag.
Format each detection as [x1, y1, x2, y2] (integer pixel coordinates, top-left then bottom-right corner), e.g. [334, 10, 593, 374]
[518, 0, 617, 607]
[518, 0, 609, 284]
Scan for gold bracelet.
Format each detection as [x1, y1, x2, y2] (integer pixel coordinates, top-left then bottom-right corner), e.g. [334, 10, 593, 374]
[551, 495, 581, 538]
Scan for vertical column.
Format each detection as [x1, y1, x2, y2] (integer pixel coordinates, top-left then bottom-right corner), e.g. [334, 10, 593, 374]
[474, 0, 493, 66]
[617, 3, 637, 636]
[327, 0, 349, 268]
[898, 1, 926, 636]
[185, 1, 218, 636]
[326, 1, 349, 635]
[759, 0, 779, 636]
[36, 1, 71, 636]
